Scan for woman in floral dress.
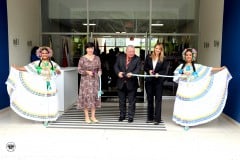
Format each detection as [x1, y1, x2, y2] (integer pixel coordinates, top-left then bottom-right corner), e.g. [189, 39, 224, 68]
[77, 42, 102, 123]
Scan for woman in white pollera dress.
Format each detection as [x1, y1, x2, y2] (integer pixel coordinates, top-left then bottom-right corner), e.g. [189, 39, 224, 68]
[172, 48, 232, 130]
[6, 46, 61, 126]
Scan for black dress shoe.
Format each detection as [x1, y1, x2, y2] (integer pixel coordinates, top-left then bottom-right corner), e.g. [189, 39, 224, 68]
[118, 116, 125, 122]
[128, 118, 133, 123]
[154, 122, 159, 125]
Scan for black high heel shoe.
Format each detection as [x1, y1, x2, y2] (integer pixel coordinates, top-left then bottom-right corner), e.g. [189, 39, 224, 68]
[118, 116, 125, 122]
[128, 118, 133, 123]
[146, 120, 154, 123]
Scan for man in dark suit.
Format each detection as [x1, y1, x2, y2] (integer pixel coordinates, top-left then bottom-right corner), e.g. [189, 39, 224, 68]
[114, 45, 141, 123]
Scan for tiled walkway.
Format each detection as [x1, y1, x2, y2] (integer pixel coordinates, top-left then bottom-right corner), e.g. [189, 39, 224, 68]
[0, 99, 240, 160]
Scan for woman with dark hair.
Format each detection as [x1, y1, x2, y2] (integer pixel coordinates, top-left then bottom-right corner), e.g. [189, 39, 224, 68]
[6, 46, 61, 125]
[77, 42, 102, 123]
[172, 48, 232, 130]
[144, 43, 168, 125]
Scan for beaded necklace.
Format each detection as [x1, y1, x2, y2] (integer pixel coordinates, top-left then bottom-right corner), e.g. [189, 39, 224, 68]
[36, 60, 55, 90]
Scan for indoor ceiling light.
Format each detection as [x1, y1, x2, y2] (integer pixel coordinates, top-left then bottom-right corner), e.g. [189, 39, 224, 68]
[151, 23, 164, 26]
[115, 32, 126, 33]
[82, 23, 96, 26]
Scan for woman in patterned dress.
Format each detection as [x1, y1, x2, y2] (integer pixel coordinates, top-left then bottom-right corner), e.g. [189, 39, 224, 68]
[77, 42, 102, 123]
[6, 46, 61, 125]
[173, 48, 232, 130]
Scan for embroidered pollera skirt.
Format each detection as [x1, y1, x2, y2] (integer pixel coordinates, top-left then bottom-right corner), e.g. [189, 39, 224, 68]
[5, 67, 59, 121]
[172, 68, 232, 127]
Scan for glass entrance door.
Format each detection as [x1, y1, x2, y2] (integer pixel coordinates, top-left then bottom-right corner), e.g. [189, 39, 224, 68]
[41, 0, 200, 101]
[41, 33, 198, 102]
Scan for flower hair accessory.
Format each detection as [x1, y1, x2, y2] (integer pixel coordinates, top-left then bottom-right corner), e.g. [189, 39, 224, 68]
[36, 46, 53, 58]
[182, 48, 197, 61]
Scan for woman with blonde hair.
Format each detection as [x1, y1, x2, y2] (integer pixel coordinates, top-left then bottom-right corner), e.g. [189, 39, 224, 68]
[144, 43, 168, 125]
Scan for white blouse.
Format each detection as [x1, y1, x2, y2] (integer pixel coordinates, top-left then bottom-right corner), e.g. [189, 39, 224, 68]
[152, 59, 157, 70]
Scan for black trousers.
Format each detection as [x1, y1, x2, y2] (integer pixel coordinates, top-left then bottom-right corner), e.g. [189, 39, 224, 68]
[145, 80, 163, 122]
[118, 83, 137, 119]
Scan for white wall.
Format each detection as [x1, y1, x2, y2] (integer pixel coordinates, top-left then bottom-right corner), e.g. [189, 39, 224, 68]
[198, 0, 224, 67]
[7, 0, 41, 66]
